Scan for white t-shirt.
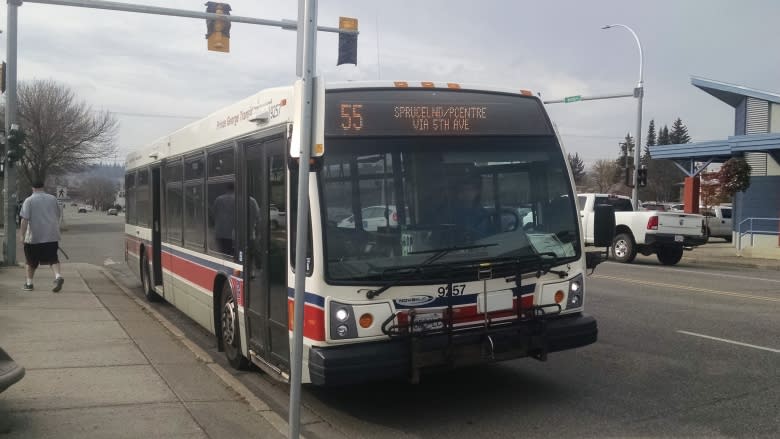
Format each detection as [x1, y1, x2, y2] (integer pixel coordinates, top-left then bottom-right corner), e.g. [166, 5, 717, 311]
[20, 192, 61, 244]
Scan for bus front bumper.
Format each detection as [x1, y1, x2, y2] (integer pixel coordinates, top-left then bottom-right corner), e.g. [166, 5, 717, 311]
[308, 313, 597, 386]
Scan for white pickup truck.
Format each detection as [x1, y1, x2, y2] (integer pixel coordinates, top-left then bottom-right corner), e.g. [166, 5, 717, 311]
[578, 193, 707, 265]
[701, 205, 733, 241]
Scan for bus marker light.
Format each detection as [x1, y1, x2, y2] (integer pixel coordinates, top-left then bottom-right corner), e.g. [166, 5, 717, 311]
[520, 89, 533, 96]
[554, 290, 565, 304]
[315, 143, 324, 155]
[394, 81, 409, 88]
[447, 83, 461, 89]
[359, 313, 373, 328]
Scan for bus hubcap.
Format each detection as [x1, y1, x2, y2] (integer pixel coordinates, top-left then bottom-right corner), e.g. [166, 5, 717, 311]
[222, 299, 236, 346]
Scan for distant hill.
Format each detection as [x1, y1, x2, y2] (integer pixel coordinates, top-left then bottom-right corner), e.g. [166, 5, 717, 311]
[59, 163, 125, 188]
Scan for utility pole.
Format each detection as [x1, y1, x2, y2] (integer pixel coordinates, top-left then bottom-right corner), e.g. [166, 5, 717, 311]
[3, 0, 21, 266]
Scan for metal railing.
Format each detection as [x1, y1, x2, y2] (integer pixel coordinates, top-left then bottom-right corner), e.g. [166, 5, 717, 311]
[737, 217, 780, 255]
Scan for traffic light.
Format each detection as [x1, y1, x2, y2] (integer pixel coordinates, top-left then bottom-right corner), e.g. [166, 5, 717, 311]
[205, 2, 231, 53]
[624, 165, 633, 187]
[638, 166, 648, 187]
[337, 17, 358, 65]
[6, 124, 26, 167]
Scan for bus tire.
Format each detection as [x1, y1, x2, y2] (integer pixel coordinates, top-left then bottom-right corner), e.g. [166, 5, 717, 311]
[656, 246, 683, 265]
[220, 282, 249, 370]
[141, 253, 161, 302]
[611, 233, 637, 263]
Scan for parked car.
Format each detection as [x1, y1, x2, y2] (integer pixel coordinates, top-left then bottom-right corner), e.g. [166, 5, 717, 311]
[337, 205, 403, 231]
[640, 202, 668, 212]
[701, 205, 733, 241]
[78, 206, 88, 213]
[107, 208, 118, 216]
[269, 204, 285, 229]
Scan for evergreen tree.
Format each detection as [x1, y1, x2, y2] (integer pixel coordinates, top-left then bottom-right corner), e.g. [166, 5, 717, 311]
[657, 125, 671, 145]
[567, 152, 586, 185]
[644, 120, 656, 162]
[669, 118, 691, 144]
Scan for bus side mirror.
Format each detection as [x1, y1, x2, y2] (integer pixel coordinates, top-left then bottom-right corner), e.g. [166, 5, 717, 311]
[587, 204, 615, 271]
[593, 204, 616, 248]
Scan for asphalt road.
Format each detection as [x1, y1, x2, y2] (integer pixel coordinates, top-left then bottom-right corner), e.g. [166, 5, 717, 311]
[66, 212, 779, 438]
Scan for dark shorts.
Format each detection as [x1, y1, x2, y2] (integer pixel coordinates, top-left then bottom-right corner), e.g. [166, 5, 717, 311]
[24, 242, 59, 268]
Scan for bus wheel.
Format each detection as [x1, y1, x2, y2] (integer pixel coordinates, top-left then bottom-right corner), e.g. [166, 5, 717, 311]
[141, 254, 161, 302]
[221, 283, 249, 370]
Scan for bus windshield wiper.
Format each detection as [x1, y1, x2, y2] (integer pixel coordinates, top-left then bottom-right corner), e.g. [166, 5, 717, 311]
[497, 251, 568, 279]
[364, 243, 497, 299]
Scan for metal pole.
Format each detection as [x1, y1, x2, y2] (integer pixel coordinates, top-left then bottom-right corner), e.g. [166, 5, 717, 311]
[26, 0, 354, 35]
[603, 24, 644, 210]
[289, 0, 316, 437]
[3, 0, 21, 266]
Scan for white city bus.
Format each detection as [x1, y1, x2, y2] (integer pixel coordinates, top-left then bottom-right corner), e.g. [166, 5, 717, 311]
[125, 79, 601, 385]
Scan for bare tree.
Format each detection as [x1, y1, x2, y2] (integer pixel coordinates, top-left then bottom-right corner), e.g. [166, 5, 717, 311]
[81, 176, 119, 211]
[591, 159, 618, 193]
[17, 80, 118, 184]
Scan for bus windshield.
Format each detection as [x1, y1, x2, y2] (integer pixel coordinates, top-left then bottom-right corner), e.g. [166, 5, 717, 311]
[319, 136, 580, 283]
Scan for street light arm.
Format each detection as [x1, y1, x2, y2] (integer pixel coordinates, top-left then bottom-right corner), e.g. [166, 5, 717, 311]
[603, 23, 643, 87]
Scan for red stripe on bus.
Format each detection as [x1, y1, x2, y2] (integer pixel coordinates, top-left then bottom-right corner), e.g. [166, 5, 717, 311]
[164, 251, 216, 293]
[288, 299, 325, 341]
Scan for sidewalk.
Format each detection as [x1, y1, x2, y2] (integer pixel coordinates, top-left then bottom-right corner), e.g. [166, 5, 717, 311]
[682, 240, 780, 270]
[0, 263, 288, 439]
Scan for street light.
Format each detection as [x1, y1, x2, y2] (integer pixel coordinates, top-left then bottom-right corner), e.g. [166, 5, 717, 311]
[602, 24, 644, 210]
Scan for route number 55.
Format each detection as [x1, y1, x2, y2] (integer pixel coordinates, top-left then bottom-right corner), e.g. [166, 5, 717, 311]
[340, 104, 363, 131]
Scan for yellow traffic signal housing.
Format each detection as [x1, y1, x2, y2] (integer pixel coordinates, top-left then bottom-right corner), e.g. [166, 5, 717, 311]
[205, 2, 231, 53]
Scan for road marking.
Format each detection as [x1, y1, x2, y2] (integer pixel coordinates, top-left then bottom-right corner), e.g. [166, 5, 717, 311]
[591, 274, 780, 303]
[677, 330, 780, 353]
[605, 261, 780, 284]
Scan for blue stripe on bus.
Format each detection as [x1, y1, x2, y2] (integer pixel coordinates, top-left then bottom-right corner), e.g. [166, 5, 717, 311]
[287, 288, 326, 308]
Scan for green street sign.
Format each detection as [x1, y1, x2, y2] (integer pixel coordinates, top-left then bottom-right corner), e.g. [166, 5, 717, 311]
[564, 95, 582, 103]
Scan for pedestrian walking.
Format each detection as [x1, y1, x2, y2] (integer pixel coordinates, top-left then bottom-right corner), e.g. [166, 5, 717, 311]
[19, 181, 64, 292]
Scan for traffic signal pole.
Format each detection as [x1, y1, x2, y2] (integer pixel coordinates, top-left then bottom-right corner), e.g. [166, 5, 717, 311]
[26, 0, 350, 34]
[3, 0, 21, 266]
[289, 1, 316, 438]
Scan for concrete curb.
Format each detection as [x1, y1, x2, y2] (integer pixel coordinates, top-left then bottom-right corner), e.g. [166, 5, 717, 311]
[681, 256, 780, 270]
[99, 268, 300, 439]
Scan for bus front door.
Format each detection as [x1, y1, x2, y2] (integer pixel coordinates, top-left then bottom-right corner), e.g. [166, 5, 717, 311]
[151, 166, 163, 289]
[243, 138, 290, 374]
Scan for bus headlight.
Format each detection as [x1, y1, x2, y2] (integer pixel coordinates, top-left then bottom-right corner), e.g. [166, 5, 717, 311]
[335, 308, 349, 322]
[329, 301, 356, 339]
[567, 274, 584, 309]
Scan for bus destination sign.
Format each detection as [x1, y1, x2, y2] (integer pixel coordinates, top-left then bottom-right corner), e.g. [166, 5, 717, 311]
[325, 89, 552, 137]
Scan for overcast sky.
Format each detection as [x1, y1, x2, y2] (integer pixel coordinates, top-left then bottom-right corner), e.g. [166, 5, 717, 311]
[5, 0, 780, 166]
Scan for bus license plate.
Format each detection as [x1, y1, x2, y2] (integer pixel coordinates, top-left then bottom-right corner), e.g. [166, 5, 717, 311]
[411, 313, 444, 333]
[674, 235, 684, 242]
